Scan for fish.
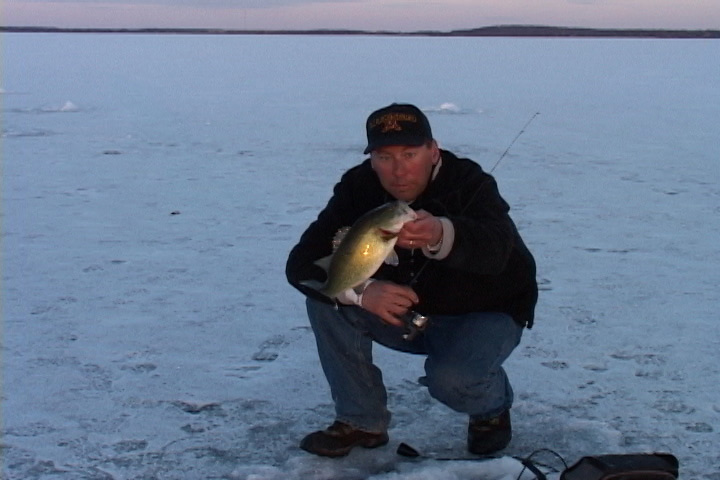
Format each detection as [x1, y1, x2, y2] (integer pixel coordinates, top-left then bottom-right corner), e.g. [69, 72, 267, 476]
[302, 201, 417, 299]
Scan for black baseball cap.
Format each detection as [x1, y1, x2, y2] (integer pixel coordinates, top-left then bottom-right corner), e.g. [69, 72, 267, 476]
[363, 103, 433, 154]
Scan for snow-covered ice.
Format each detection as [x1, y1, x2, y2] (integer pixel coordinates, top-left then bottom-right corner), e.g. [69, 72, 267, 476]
[2, 33, 719, 479]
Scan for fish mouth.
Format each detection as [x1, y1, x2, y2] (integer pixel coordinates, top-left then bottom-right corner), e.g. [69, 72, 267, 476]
[378, 228, 400, 239]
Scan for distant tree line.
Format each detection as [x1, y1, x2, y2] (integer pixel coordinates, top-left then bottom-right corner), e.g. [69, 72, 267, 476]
[2, 25, 719, 38]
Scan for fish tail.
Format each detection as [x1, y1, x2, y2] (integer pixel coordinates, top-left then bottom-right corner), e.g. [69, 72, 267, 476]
[300, 279, 324, 291]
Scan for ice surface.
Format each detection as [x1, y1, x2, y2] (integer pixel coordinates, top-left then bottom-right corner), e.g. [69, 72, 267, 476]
[2, 33, 719, 479]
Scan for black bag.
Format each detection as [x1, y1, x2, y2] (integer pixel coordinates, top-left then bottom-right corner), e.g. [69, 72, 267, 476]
[560, 453, 679, 480]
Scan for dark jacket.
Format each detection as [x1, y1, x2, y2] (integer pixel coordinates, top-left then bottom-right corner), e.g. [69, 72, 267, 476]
[286, 149, 538, 327]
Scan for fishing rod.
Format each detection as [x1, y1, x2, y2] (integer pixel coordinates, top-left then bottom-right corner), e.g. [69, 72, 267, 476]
[459, 111, 540, 214]
[488, 111, 540, 174]
[402, 111, 540, 340]
[396, 442, 566, 480]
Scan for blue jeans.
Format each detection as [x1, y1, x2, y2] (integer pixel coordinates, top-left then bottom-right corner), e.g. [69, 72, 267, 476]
[306, 298, 524, 433]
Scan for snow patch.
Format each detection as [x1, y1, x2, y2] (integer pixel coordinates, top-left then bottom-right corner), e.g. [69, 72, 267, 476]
[3, 33, 718, 480]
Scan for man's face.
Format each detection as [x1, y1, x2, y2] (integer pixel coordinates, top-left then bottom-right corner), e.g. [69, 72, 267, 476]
[370, 142, 440, 202]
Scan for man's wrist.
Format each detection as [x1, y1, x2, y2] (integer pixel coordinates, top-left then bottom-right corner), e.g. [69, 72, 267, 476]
[427, 235, 443, 253]
[423, 217, 453, 259]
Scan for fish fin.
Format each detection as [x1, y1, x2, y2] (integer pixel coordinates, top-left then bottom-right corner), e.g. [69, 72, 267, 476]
[313, 254, 333, 272]
[300, 279, 324, 292]
[299, 279, 335, 302]
[384, 249, 399, 266]
[332, 226, 351, 252]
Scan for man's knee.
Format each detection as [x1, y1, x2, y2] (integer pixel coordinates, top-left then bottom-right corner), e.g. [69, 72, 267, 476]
[424, 362, 510, 413]
[424, 363, 467, 401]
[306, 298, 369, 334]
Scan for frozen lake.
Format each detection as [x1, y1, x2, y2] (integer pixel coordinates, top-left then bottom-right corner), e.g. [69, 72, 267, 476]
[3, 33, 719, 479]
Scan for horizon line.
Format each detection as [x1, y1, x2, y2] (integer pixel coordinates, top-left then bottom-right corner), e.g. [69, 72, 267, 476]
[3, 24, 719, 39]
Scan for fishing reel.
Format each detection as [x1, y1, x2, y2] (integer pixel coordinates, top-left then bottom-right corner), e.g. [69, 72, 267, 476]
[401, 311, 430, 341]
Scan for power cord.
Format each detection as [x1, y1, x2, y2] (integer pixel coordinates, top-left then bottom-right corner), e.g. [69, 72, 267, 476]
[515, 448, 569, 480]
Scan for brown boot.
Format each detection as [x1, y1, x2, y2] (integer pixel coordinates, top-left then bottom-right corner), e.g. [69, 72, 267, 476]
[300, 421, 389, 457]
[467, 410, 512, 455]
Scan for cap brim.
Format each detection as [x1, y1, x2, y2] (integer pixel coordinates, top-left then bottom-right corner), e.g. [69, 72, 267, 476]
[363, 136, 428, 154]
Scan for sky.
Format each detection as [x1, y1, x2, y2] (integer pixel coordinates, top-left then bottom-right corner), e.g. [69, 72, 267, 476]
[4, 0, 720, 31]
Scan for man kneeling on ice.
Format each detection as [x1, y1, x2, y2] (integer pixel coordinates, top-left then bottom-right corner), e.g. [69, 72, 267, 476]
[286, 103, 538, 457]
